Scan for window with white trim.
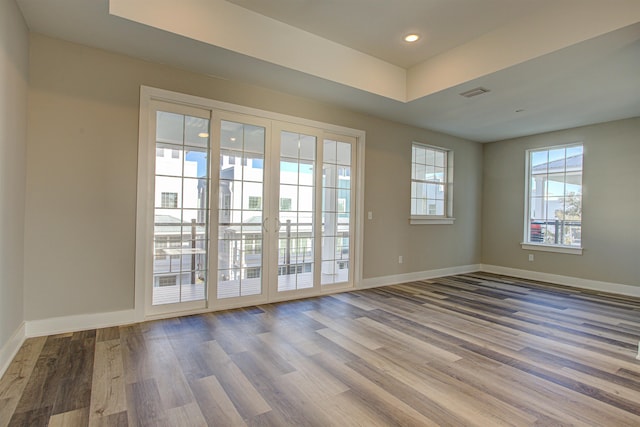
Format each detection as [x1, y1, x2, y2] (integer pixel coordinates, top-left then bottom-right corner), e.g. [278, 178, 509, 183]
[524, 143, 583, 251]
[410, 143, 454, 224]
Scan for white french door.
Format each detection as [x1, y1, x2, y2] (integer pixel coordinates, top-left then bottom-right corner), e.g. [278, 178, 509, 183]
[213, 113, 271, 303]
[145, 101, 212, 315]
[138, 90, 361, 317]
[212, 115, 356, 305]
[319, 133, 356, 289]
[212, 116, 324, 304]
[270, 123, 322, 300]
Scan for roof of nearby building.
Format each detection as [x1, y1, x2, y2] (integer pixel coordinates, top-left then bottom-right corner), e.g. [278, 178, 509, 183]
[532, 154, 583, 174]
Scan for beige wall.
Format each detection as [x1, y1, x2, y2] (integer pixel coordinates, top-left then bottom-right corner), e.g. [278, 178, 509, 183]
[482, 117, 640, 286]
[362, 118, 482, 279]
[24, 35, 483, 321]
[0, 0, 29, 348]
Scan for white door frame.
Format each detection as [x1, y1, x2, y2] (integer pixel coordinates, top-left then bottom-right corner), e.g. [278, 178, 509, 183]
[135, 86, 365, 321]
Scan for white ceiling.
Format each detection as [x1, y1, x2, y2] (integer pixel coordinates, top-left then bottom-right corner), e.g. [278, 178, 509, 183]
[226, 0, 557, 68]
[16, 0, 640, 142]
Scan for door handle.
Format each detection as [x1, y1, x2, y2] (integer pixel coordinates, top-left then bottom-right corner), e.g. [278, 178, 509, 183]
[263, 217, 269, 232]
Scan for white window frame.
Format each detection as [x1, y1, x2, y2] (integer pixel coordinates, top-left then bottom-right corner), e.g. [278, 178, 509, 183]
[410, 143, 454, 225]
[521, 142, 583, 255]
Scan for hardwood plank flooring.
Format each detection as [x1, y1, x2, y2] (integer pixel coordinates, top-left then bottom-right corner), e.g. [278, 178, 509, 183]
[1, 273, 640, 426]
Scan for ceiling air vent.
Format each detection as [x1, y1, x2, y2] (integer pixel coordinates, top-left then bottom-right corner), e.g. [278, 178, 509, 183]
[459, 87, 490, 98]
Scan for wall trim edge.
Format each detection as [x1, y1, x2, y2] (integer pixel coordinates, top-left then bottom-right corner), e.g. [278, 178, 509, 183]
[0, 322, 26, 379]
[360, 264, 482, 289]
[480, 264, 640, 298]
[25, 310, 136, 338]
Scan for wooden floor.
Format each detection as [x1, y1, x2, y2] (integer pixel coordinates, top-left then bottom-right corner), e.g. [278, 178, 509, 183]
[2, 273, 640, 426]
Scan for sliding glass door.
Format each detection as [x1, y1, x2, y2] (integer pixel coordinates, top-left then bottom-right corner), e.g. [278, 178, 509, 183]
[271, 130, 356, 296]
[139, 93, 360, 316]
[321, 135, 356, 287]
[215, 117, 269, 301]
[148, 102, 211, 314]
[213, 119, 326, 304]
[275, 128, 318, 295]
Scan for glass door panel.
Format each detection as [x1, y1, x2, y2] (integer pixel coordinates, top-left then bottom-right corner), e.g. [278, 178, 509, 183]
[153, 111, 210, 306]
[216, 120, 266, 299]
[322, 137, 354, 286]
[277, 131, 316, 292]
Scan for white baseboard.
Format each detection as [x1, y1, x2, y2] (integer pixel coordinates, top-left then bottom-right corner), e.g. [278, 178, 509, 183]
[360, 264, 482, 289]
[480, 264, 640, 298]
[25, 309, 136, 338]
[0, 322, 26, 379]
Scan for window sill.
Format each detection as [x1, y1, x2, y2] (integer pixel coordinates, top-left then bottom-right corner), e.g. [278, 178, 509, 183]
[521, 243, 583, 255]
[410, 217, 455, 225]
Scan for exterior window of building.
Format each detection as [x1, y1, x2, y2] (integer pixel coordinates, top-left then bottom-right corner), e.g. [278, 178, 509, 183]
[410, 143, 454, 224]
[154, 237, 168, 261]
[280, 198, 292, 211]
[244, 234, 262, 255]
[158, 276, 177, 287]
[222, 194, 231, 210]
[524, 143, 583, 252]
[246, 267, 261, 279]
[248, 196, 262, 210]
[161, 192, 178, 208]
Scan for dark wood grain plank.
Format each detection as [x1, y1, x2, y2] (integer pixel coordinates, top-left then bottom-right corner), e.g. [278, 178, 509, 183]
[124, 379, 167, 427]
[12, 335, 69, 414]
[88, 410, 129, 427]
[52, 332, 95, 414]
[7, 406, 51, 427]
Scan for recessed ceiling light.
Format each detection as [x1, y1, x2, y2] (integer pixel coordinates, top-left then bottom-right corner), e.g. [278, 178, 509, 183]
[198, 132, 209, 138]
[230, 137, 236, 142]
[404, 34, 420, 43]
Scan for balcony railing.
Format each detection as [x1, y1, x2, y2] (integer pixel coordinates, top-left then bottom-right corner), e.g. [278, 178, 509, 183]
[529, 219, 581, 245]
